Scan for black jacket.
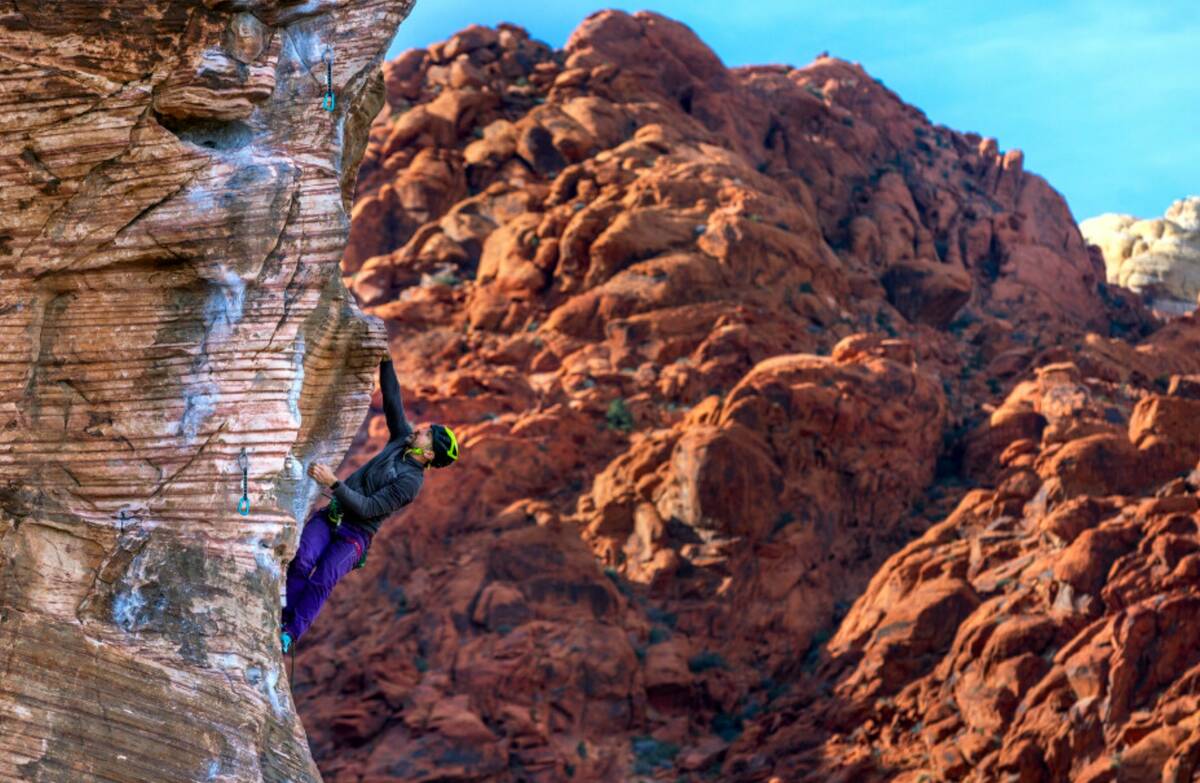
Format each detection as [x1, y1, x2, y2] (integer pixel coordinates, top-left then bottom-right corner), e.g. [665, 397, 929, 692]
[327, 359, 424, 535]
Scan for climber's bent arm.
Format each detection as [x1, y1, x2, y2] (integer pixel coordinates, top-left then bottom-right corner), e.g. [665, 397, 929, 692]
[380, 358, 413, 443]
[331, 474, 417, 519]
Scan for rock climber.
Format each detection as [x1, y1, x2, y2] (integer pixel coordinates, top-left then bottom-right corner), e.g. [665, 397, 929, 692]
[280, 356, 459, 653]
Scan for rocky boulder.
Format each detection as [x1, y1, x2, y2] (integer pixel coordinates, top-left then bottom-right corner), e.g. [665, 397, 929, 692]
[285, 10, 1172, 782]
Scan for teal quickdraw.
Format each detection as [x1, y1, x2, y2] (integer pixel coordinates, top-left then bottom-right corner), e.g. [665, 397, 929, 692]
[321, 47, 335, 112]
[237, 447, 250, 515]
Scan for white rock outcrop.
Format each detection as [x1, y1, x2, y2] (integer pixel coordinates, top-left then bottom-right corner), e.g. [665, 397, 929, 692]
[1081, 197, 1200, 315]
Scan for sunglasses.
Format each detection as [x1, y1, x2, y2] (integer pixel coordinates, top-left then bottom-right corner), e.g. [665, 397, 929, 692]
[405, 427, 458, 462]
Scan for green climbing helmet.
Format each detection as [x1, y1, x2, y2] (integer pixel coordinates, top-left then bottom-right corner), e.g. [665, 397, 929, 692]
[429, 424, 459, 468]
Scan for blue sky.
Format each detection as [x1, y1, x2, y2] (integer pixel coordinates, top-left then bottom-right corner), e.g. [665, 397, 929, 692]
[385, 1, 1197, 221]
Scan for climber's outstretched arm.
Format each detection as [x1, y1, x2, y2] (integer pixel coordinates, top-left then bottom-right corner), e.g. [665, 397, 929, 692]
[380, 357, 413, 443]
[331, 473, 418, 519]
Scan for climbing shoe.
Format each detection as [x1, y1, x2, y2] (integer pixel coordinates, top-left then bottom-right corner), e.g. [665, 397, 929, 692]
[280, 630, 293, 654]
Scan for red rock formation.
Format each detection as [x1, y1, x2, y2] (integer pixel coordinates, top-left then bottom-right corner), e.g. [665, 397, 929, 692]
[744, 321, 1200, 782]
[0, 2, 411, 781]
[291, 10, 1174, 783]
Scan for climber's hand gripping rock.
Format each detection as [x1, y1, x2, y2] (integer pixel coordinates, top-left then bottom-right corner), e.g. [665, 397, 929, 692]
[308, 462, 337, 487]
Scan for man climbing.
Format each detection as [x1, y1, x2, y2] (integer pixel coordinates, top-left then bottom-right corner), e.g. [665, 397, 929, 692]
[280, 356, 459, 653]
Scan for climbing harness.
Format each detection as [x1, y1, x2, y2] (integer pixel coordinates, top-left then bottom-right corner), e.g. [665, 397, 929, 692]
[321, 47, 335, 112]
[237, 447, 250, 516]
[324, 496, 368, 570]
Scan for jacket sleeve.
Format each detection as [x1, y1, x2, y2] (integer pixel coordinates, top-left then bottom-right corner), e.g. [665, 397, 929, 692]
[380, 358, 413, 443]
[332, 474, 418, 520]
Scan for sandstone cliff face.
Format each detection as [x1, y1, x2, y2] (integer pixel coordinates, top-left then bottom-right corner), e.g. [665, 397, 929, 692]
[1081, 197, 1200, 316]
[289, 11, 1169, 783]
[0, 2, 410, 780]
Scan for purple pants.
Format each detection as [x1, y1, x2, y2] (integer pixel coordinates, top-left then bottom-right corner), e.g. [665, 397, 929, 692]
[282, 506, 370, 641]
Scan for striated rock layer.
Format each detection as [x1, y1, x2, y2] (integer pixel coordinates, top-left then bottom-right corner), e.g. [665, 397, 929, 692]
[0, 2, 411, 781]
[289, 11, 1175, 783]
[1081, 196, 1200, 317]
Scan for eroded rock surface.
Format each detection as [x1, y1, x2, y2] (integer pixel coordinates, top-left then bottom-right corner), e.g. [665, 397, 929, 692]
[0, 2, 411, 780]
[288, 11, 1177, 783]
[751, 320, 1200, 782]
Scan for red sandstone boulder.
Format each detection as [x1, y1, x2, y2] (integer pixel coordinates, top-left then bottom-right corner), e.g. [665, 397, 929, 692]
[1129, 395, 1200, 477]
[881, 256, 973, 328]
